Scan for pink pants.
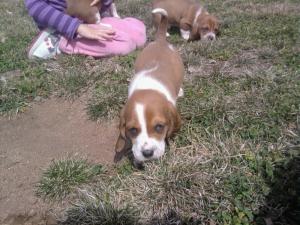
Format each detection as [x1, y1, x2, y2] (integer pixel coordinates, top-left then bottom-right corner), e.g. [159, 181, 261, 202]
[59, 17, 146, 57]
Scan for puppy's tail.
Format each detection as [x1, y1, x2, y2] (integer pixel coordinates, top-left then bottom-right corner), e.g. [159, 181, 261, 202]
[152, 8, 168, 42]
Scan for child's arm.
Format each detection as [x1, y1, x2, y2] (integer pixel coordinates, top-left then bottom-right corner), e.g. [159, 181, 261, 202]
[24, 0, 80, 39]
[25, 0, 115, 40]
[77, 24, 116, 41]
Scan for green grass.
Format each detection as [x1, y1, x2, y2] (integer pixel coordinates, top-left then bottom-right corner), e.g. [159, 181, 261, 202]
[87, 69, 129, 119]
[86, 53, 138, 120]
[59, 193, 138, 225]
[0, 66, 50, 113]
[177, 69, 299, 145]
[0, 36, 32, 73]
[255, 154, 300, 224]
[36, 159, 104, 199]
[1, 0, 300, 224]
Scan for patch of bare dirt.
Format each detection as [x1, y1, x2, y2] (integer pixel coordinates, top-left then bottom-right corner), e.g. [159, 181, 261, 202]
[2, 213, 57, 225]
[221, 50, 274, 77]
[187, 49, 274, 79]
[0, 70, 22, 83]
[187, 58, 219, 78]
[0, 97, 118, 224]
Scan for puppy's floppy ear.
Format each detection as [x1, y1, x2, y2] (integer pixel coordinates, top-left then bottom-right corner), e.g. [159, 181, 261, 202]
[181, 4, 201, 40]
[166, 102, 181, 138]
[214, 17, 221, 35]
[114, 107, 132, 162]
[190, 23, 199, 41]
[180, 4, 198, 31]
[179, 18, 192, 31]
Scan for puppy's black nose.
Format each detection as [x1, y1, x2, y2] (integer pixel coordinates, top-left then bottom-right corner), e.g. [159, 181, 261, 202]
[142, 149, 154, 158]
[208, 35, 214, 40]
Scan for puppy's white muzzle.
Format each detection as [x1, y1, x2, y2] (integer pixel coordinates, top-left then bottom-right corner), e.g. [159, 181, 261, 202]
[132, 137, 166, 162]
[203, 32, 216, 41]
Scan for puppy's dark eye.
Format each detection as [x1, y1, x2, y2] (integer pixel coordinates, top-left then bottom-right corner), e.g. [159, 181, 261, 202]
[201, 27, 209, 32]
[154, 124, 165, 133]
[129, 127, 138, 137]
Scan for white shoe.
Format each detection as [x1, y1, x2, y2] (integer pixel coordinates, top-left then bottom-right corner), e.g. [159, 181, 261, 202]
[27, 29, 61, 59]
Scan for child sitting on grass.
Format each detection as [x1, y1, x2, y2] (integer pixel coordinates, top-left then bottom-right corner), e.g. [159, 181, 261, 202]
[24, 0, 146, 59]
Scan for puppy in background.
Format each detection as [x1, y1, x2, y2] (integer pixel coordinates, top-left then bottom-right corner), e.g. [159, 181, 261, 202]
[152, 0, 219, 41]
[66, 0, 119, 24]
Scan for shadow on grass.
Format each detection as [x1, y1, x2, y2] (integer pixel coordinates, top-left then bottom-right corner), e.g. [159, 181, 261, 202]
[60, 207, 201, 225]
[255, 143, 300, 225]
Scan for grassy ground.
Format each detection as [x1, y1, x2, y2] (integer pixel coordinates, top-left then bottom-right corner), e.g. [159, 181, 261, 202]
[1, 0, 299, 224]
[36, 158, 104, 200]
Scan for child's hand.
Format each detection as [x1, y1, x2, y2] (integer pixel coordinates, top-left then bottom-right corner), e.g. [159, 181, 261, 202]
[77, 24, 116, 41]
[90, 0, 100, 6]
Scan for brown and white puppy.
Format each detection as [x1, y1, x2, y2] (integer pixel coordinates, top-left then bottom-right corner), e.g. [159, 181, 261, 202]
[152, 0, 219, 41]
[114, 8, 184, 169]
[66, 0, 119, 24]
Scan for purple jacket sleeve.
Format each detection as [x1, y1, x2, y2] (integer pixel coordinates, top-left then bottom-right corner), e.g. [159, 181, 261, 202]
[24, 0, 81, 39]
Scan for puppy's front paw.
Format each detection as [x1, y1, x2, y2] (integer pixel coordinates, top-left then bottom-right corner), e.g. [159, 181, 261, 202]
[133, 159, 145, 170]
[113, 13, 120, 18]
[110, 3, 120, 18]
[95, 12, 101, 24]
[178, 88, 184, 97]
[180, 29, 190, 40]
